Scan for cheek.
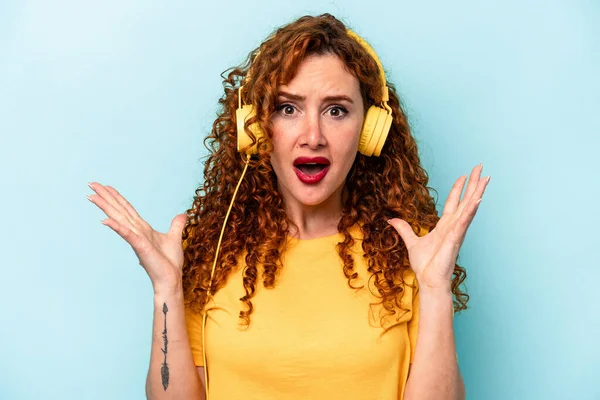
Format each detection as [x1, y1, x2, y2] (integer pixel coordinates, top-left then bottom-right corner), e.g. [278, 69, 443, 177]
[335, 126, 361, 157]
[340, 147, 358, 170]
[269, 119, 301, 165]
[269, 135, 285, 167]
[270, 119, 291, 150]
[268, 131, 290, 177]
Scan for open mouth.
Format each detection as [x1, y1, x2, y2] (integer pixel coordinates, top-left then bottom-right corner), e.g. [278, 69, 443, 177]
[293, 157, 331, 184]
[295, 163, 328, 175]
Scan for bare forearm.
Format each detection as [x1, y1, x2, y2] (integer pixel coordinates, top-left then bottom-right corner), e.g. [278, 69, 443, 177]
[404, 289, 465, 400]
[145, 287, 204, 400]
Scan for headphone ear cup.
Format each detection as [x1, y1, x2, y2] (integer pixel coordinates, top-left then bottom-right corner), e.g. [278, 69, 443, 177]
[358, 105, 392, 157]
[372, 111, 393, 157]
[236, 104, 263, 154]
[358, 105, 381, 156]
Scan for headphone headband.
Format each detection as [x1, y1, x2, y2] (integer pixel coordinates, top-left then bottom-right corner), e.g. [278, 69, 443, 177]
[345, 30, 389, 102]
[243, 29, 388, 102]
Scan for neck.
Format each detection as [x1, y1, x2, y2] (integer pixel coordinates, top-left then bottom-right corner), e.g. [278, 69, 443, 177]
[282, 186, 346, 240]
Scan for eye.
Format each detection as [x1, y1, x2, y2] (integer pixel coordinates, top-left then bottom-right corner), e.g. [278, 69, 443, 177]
[276, 103, 296, 116]
[327, 106, 348, 118]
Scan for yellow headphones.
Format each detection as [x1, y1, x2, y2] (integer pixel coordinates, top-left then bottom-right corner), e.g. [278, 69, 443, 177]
[236, 29, 393, 157]
[201, 29, 393, 399]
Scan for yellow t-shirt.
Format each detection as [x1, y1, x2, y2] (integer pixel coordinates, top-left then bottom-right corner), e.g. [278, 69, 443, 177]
[184, 226, 420, 400]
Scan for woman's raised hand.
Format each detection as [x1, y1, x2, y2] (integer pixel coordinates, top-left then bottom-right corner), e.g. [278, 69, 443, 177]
[387, 164, 490, 294]
[87, 182, 188, 293]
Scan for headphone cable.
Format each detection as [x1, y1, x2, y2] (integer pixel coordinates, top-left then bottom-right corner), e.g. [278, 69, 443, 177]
[201, 152, 252, 399]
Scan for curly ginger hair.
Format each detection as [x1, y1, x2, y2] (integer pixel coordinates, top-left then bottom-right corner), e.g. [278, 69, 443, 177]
[181, 13, 469, 328]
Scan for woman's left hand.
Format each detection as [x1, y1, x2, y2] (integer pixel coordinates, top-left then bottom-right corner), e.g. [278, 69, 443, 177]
[387, 164, 490, 293]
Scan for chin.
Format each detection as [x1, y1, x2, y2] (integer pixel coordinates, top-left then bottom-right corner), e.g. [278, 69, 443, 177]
[294, 193, 330, 207]
[278, 171, 344, 208]
[291, 184, 340, 207]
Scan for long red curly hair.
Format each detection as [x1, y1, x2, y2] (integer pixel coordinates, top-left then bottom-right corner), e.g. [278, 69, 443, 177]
[181, 13, 469, 328]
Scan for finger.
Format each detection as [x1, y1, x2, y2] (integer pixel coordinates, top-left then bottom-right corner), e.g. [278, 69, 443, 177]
[453, 176, 490, 241]
[168, 213, 188, 238]
[456, 164, 484, 216]
[387, 218, 419, 249]
[104, 185, 148, 228]
[88, 182, 135, 226]
[101, 217, 142, 250]
[88, 193, 136, 232]
[442, 175, 468, 216]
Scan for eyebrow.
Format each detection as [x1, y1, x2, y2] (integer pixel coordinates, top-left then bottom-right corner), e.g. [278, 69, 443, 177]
[277, 90, 354, 104]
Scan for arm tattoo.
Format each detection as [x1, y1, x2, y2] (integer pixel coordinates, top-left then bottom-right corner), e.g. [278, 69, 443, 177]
[161, 302, 169, 391]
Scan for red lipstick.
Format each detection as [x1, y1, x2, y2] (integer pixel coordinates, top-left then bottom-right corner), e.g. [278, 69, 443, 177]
[293, 157, 330, 184]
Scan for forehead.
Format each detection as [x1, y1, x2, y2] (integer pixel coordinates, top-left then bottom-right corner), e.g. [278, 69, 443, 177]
[278, 53, 361, 97]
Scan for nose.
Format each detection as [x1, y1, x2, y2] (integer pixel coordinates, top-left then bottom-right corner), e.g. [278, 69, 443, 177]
[299, 111, 327, 149]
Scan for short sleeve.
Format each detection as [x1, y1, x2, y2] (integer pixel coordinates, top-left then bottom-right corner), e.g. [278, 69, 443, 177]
[407, 277, 420, 364]
[182, 233, 206, 366]
[184, 305, 205, 367]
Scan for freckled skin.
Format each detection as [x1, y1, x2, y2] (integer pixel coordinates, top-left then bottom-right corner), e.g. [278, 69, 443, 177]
[270, 53, 365, 234]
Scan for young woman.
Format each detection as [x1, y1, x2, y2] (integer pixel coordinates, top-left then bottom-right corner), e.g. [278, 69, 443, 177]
[87, 13, 489, 400]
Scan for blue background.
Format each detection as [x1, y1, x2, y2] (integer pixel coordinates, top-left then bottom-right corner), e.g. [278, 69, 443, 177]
[1, 1, 598, 399]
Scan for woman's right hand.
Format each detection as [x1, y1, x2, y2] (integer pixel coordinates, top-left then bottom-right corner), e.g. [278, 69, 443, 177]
[87, 182, 188, 293]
